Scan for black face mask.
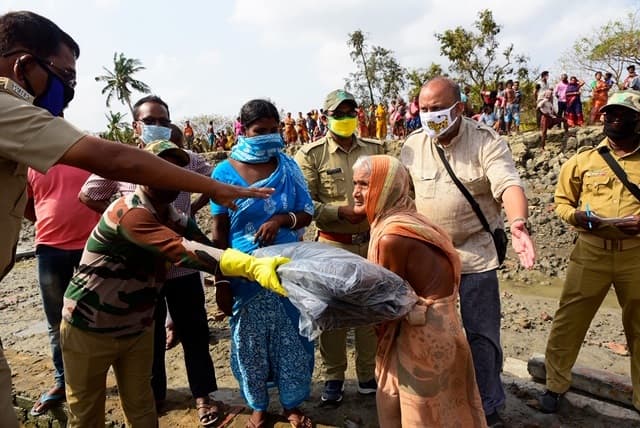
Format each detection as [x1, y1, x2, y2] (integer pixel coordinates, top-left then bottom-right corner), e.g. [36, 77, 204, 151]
[603, 118, 639, 142]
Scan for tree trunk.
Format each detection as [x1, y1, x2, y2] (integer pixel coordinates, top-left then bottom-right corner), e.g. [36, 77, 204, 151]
[126, 98, 134, 120]
[360, 50, 375, 106]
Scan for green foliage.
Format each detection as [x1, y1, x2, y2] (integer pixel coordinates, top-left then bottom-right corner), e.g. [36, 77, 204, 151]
[406, 63, 445, 98]
[345, 30, 406, 106]
[435, 9, 528, 89]
[100, 111, 136, 144]
[95, 52, 151, 117]
[560, 12, 640, 85]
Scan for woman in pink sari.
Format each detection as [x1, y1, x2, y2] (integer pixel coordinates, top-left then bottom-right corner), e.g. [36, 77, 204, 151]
[352, 155, 486, 428]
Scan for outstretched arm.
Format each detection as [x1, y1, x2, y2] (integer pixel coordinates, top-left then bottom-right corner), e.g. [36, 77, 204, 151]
[59, 136, 274, 210]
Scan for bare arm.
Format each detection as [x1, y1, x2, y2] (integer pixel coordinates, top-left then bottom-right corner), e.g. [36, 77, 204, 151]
[502, 185, 536, 269]
[59, 136, 273, 209]
[210, 213, 233, 316]
[190, 193, 210, 216]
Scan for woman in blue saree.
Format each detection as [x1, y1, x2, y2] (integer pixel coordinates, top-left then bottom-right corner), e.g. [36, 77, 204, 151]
[210, 99, 315, 428]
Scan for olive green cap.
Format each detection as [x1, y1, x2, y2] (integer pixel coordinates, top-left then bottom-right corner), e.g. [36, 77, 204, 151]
[324, 89, 357, 111]
[144, 140, 190, 166]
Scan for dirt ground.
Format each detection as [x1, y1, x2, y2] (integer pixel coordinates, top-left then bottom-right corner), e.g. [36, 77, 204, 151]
[0, 133, 634, 427]
[0, 242, 632, 427]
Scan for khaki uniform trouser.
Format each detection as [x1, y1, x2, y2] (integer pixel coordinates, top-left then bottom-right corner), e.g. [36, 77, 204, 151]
[61, 320, 157, 428]
[317, 236, 377, 382]
[0, 340, 19, 428]
[545, 238, 640, 409]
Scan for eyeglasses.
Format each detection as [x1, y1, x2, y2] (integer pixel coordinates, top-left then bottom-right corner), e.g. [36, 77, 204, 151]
[329, 110, 357, 119]
[32, 57, 77, 88]
[138, 117, 171, 127]
[2, 50, 76, 88]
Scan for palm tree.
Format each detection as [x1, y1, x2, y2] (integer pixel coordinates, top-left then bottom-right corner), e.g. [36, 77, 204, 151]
[348, 30, 375, 106]
[102, 111, 135, 144]
[95, 52, 151, 117]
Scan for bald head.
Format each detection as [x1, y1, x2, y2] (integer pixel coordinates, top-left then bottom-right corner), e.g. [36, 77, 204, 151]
[421, 77, 461, 104]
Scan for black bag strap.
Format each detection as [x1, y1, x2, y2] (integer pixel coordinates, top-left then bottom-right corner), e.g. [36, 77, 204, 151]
[435, 145, 492, 233]
[598, 145, 640, 203]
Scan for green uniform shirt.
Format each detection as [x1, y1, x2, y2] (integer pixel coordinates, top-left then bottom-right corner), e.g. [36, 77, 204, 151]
[294, 134, 384, 234]
[555, 138, 640, 240]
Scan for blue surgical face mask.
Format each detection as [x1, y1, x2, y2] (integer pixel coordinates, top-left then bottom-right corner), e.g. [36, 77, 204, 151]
[140, 124, 172, 144]
[230, 133, 284, 163]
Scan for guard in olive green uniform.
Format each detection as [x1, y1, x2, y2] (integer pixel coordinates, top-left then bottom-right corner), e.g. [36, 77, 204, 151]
[539, 90, 640, 413]
[295, 89, 384, 404]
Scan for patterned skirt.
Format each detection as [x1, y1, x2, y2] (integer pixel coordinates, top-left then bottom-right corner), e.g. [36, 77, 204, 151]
[230, 289, 314, 411]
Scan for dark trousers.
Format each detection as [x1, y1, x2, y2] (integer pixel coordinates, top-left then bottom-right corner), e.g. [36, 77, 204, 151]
[36, 244, 83, 388]
[151, 273, 217, 400]
[557, 101, 567, 118]
[459, 270, 505, 415]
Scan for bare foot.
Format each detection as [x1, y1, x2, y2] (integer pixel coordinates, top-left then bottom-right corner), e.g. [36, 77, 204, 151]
[246, 410, 267, 428]
[30, 385, 65, 416]
[196, 396, 224, 427]
[283, 408, 313, 428]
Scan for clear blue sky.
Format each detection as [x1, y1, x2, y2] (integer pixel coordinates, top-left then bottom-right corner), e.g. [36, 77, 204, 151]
[4, 0, 637, 132]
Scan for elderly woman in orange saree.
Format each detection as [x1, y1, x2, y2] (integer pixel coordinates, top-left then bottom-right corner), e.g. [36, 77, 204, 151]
[352, 155, 486, 428]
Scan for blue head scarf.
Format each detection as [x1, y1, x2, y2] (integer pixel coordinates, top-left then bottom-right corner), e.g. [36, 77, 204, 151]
[230, 133, 285, 163]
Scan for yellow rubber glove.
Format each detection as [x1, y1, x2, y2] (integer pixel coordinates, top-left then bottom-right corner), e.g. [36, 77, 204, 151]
[219, 248, 290, 296]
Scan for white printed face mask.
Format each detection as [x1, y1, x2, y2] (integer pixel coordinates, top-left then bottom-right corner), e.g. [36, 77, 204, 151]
[419, 103, 460, 138]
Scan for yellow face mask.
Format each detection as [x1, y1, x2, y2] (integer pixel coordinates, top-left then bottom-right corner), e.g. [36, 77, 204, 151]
[328, 116, 358, 137]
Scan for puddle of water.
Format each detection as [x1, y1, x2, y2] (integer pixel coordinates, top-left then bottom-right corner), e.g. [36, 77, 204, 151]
[15, 320, 48, 337]
[501, 275, 620, 309]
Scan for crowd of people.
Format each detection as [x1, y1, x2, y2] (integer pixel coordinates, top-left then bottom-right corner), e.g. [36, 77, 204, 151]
[2, 9, 640, 428]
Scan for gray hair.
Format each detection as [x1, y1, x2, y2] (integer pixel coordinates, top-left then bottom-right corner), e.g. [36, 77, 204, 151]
[353, 156, 372, 176]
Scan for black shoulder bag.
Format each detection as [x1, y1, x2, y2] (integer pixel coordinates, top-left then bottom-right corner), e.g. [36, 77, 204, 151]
[436, 146, 508, 264]
[598, 145, 640, 202]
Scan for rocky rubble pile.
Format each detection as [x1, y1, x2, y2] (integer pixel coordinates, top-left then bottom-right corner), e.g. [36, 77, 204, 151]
[501, 125, 605, 281]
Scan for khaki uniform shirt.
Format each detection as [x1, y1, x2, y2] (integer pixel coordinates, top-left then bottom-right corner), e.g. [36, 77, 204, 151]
[555, 138, 640, 241]
[294, 134, 384, 234]
[0, 79, 85, 280]
[401, 117, 523, 273]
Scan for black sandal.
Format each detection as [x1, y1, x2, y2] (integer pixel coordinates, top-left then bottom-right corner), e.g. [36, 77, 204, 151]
[196, 400, 223, 427]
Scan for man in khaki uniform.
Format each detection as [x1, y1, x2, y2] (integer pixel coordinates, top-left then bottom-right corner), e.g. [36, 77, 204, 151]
[401, 77, 535, 427]
[295, 89, 384, 405]
[539, 90, 640, 413]
[0, 11, 273, 426]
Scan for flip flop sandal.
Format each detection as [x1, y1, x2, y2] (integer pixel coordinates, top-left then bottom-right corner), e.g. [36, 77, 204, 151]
[29, 391, 66, 416]
[196, 401, 223, 427]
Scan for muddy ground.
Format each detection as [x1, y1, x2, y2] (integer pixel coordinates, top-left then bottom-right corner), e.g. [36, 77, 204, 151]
[0, 131, 634, 427]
